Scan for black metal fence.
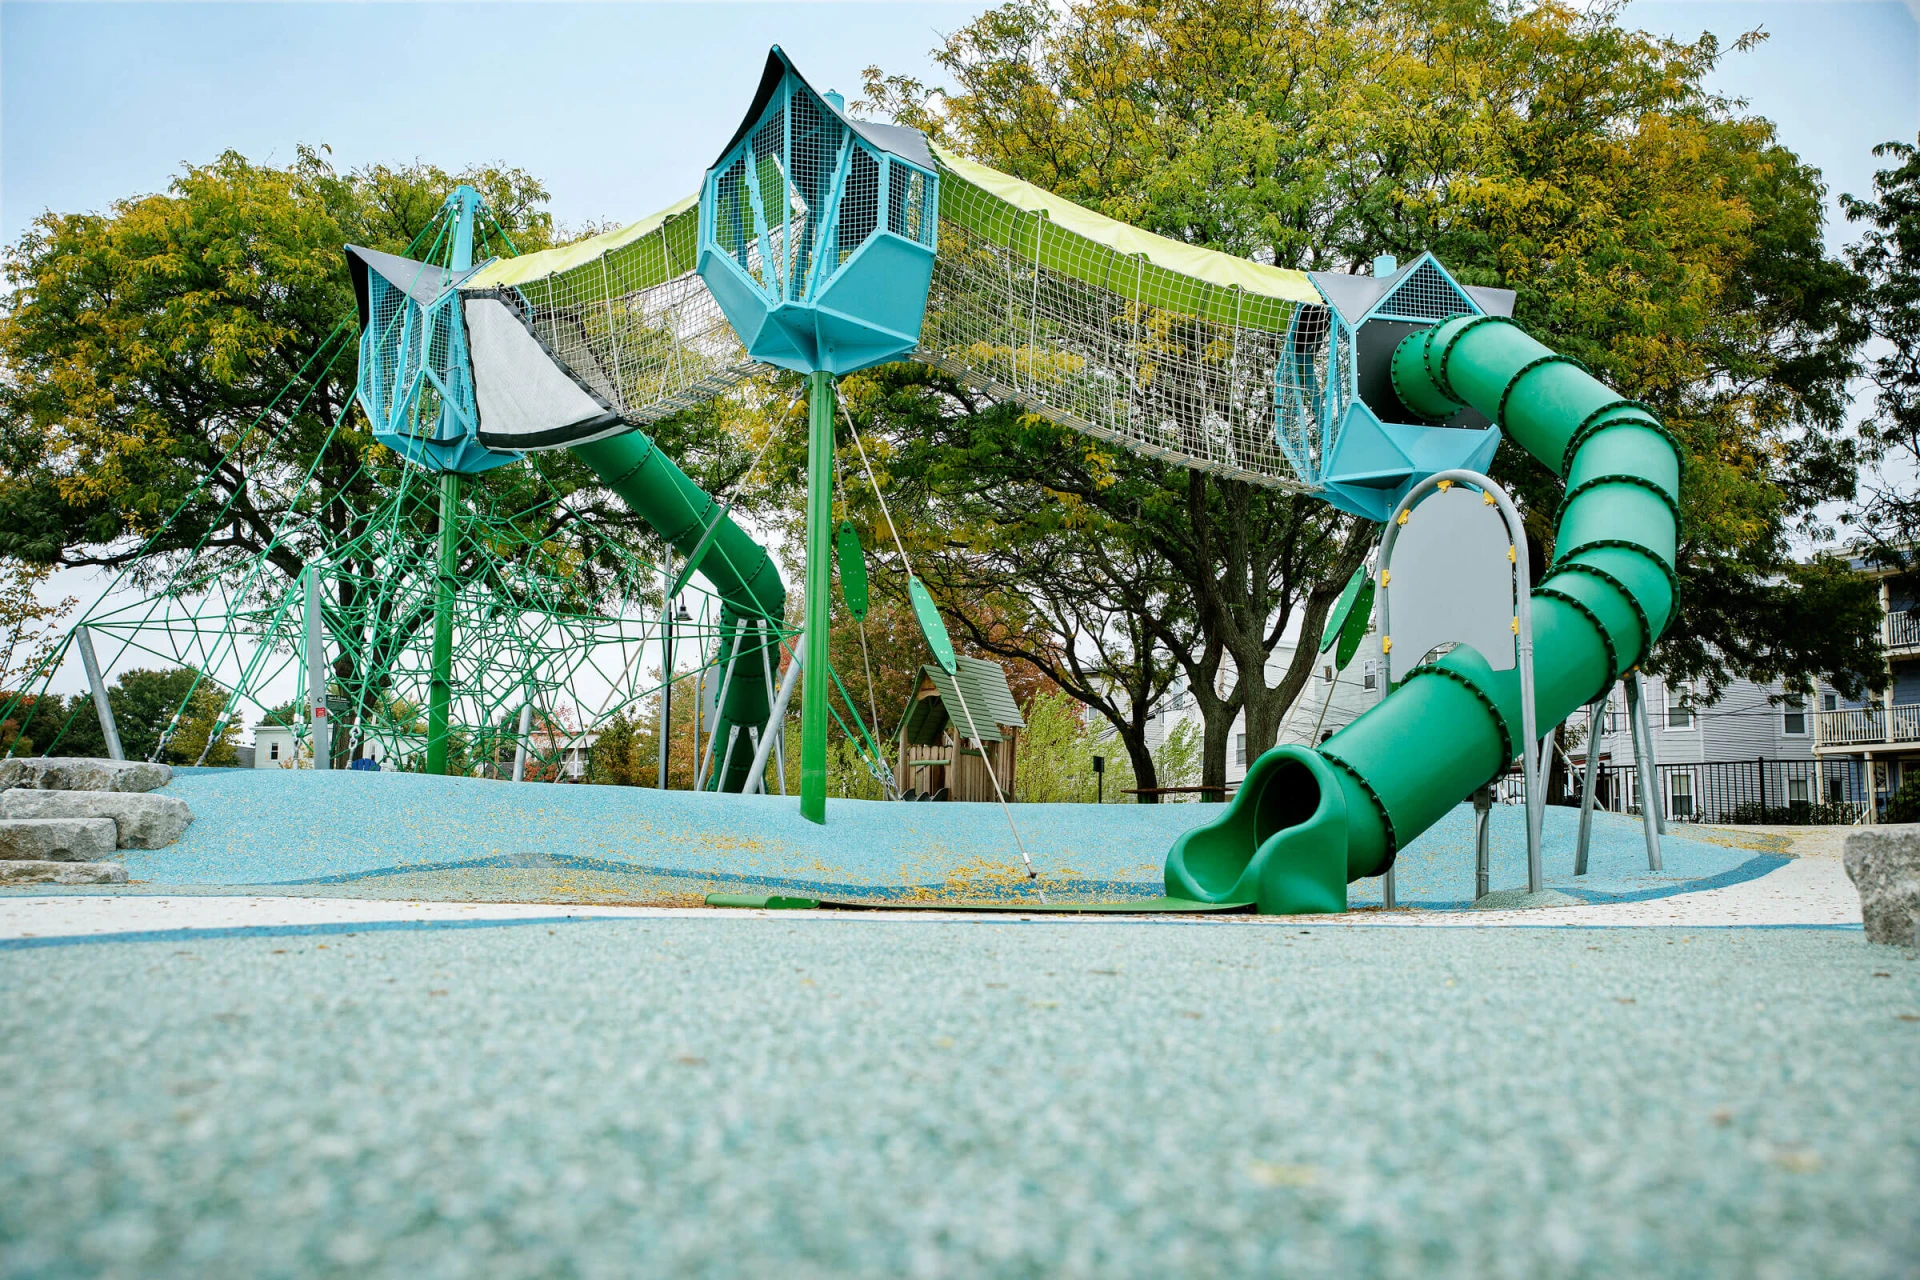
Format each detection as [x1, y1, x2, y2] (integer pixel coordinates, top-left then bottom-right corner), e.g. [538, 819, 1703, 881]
[1494, 757, 1869, 825]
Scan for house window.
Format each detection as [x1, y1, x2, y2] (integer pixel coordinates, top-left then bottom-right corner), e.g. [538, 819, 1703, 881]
[1363, 661, 1378, 691]
[1665, 683, 1695, 730]
[1782, 695, 1807, 736]
[1668, 771, 1694, 819]
[1236, 733, 1247, 767]
[1322, 665, 1333, 682]
[1787, 777, 1810, 806]
[269, 741, 279, 760]
[1823, 692, 1838, 712]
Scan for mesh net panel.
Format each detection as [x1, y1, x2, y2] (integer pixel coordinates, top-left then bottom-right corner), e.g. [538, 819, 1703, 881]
[917, 170, 1324, 490]
[706, 80, 939, 306]
[491, 205, 766, 428]
[356, 272, 475, 445]
[1372, 259, 1474, 324]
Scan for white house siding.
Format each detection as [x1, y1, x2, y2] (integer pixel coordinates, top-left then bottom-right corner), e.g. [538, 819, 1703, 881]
[1143, 628, 1388, 788]
[1586, 673, 1815, 769]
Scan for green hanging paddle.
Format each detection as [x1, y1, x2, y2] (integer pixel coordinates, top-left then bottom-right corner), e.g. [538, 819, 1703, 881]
[1319, 566, 1370, 655]
[1335, 576, 1376, 670]
[907, 576, 957, 674]
[836, 522, 869, 621]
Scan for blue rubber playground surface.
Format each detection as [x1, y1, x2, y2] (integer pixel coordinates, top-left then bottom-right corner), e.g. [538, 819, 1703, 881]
[44, 768, 1790, 908]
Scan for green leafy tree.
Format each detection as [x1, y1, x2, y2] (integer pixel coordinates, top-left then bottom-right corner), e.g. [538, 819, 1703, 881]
[59, 666, 238, 764]
[1015, 688, 1140, 802]
[1842, 137, 1920, 575]
[865, 0, 1883, 736]
[0, 558, 75, 689]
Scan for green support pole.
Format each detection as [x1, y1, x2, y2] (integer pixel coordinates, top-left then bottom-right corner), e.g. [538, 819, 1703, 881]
[800, 371, 834, 823]
[426, 470, 460, 775]
[424, 189, 480, 778]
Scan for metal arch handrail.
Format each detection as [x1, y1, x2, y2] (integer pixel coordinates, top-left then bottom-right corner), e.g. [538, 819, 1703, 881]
[1376, 468, 1545, 896]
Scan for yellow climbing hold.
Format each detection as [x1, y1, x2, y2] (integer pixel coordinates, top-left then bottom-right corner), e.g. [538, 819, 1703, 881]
[1483, 490, 1496, 506]
[1436, 479, 1452, 492]
[1512, 617, 1520, 634]
[1380, 569, 1390, 585]
[1507, 544, 1516, 563]
[1396, 509, 1410, 526]
[1382, 636, 1393, 653]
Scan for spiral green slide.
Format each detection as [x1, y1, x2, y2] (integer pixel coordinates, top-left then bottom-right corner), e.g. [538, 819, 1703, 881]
[1164, 314, 1680, 914]
[570, 433, 786, 794]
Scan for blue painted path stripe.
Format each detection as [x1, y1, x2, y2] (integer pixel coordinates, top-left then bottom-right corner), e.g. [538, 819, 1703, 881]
[0, 915, 593, 951]
[0, 915, 1861, 951]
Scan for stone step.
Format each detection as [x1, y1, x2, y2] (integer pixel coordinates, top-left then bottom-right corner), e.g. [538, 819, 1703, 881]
[0, 790, 191, 849]
[0, 860, 127, 885]
[0, 757, 172, 794]
[0, 818, 118, 862]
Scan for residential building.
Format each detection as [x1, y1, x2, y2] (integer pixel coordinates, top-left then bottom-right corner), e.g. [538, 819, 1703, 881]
[1143, 626, 1389, 789]
[1809, 556, 1918, 816]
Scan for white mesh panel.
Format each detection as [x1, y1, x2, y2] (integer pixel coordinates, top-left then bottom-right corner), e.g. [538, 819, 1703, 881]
[463, 294, 626, 451]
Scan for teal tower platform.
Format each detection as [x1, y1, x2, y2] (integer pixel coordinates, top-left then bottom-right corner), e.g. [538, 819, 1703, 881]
[1278, 252, 1512, 521]
[346, 187, 517, 475]
[696, 48, 940, 375]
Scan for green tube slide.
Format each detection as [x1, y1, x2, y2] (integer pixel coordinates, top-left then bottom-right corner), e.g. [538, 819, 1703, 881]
[1164, 315, 1680, 913]
[570, 432, 787, 793]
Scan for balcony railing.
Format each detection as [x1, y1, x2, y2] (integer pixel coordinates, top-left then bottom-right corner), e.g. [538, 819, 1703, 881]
[1889, 608, 1920, 655]
[1813, 703, 1920, 748]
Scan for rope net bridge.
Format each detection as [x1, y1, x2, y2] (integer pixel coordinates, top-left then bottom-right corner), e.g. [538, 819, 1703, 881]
[462, 143, 1341, 491]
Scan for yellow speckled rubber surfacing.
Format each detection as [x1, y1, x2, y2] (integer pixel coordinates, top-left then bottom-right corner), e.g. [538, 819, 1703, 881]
[705, 894, 1255, 914]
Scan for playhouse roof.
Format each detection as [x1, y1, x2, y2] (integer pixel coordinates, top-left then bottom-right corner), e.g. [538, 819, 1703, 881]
[1305, 254, 1515, 326]
[898, 657, 1026, 745]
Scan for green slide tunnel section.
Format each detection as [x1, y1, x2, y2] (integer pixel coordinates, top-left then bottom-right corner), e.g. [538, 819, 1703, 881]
[571, 432, 787, 793]
[1165, 315, 1680, 913]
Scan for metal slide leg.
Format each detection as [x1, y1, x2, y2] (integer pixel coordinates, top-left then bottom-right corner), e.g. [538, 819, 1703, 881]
[699, 620, 743, 789]
[1574, 695, 1603, 876]
[753, 619, 787, 794]
[1382, 865, 1397, 909]
[512, 701, 533, 782]
[1473, 785, 1492, 901]
[1626, 674, 1663, 871]
[743, 631, 804, 796]
[306, 566, 331, 771]
[657, 592, 674, 790]
[74, 626, 124, 761]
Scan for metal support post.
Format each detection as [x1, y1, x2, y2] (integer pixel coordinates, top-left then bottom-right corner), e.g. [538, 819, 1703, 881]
[1864, 751, 1879, 825]
[657, 590, 674, 790]
[699, 620, 743, 790]
[74, 626, 124, 761]
[1473, 785, 1493, 900]
[1382, 865, 1397, 909]
[306, 565, 332, 770]
[512, 700, 534, 782]
[426, 471, 460, 775]
[1625, 673, 1663, 870]
[754, 619, 787, 794]
[1574, 695, 1604, 876]
[800, 370, 834, 824]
